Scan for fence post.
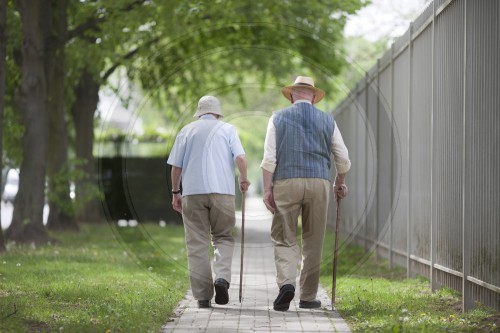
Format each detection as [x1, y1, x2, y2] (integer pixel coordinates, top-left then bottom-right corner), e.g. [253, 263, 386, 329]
[430, 0, 437, 293]
[389, 43, 395, 270]
[407, 22, 414, 279]
[376, 58, 380, 260]
[364, 72, 369, 251]
[461, 0, 474, 313]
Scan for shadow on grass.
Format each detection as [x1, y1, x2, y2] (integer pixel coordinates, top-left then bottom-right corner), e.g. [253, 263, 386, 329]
[320, 228, 407, 282]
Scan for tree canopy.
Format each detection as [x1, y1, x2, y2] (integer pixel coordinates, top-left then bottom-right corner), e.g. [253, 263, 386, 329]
[1, 0, 367, 244]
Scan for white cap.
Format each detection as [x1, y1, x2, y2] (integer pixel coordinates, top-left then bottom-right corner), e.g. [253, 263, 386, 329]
[193, 96, 224, 118]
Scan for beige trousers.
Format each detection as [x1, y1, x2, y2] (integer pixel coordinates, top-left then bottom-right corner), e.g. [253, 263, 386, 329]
[271, 178, 330, 301]
[182, 194, 235, 300]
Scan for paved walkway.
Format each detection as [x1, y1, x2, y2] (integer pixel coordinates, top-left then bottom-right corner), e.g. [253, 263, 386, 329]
[162, 197, 351, 333]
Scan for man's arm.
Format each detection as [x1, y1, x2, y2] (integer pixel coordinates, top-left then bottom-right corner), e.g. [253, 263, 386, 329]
[331, 121, 351, 174]
[171, 166, 183, 212]
[261, 116, 277, 214]
[262, 168, 276, 214]
[235, 154, 250, 193]
[331, 121, 351, 200]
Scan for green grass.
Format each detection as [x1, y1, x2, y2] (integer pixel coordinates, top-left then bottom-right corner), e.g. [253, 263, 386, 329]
[0, 223, 190, 333]
[319, 230, 500, 332]
[2, 221, 499, 333]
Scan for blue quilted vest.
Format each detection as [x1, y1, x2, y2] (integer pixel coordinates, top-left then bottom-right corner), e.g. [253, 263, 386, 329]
[273, 102, 334, 181]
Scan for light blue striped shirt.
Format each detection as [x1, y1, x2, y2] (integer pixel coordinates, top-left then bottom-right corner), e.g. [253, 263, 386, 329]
[167, 115, 245, 196]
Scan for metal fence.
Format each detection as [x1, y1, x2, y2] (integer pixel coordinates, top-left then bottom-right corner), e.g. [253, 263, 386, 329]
[332, 0, 500, 311]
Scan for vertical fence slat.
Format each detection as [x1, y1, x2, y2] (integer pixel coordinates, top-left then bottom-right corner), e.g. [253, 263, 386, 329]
[461, 0, 473, 312]
[389, 43, 395, 269]
[430, 0, 437, 293]
[407, 23, 414, 278]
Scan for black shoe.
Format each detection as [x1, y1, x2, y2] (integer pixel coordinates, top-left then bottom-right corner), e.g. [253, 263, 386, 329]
[273, 284, 295, 311]
[214, 278, 230, 305]
[299, 299, 321, 309]
[198, 300, 211, 308]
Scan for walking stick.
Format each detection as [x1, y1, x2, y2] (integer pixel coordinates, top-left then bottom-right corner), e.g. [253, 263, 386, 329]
[239, 192, 246, 303]
[331, 195, 341, 309]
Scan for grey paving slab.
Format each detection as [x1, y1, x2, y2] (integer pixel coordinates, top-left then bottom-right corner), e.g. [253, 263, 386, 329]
[162, 197, 351, 333]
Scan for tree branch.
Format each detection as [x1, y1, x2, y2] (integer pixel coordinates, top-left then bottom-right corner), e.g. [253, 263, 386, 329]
[67, 0, 147, 41]
[101, 36, 160, 81]
[67, 16, 104, 41]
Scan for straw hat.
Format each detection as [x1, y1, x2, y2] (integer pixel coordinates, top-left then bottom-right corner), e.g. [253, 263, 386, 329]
[281, 76, 325, 104]
[193, 96, 224, 118]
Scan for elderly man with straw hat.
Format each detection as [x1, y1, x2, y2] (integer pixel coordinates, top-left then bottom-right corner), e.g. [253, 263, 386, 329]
[261, 76, 351, 311]
[168, 95, 250, 309]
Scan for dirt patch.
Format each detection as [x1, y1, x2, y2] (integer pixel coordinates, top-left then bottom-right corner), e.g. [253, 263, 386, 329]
[27, 320, 51, 333]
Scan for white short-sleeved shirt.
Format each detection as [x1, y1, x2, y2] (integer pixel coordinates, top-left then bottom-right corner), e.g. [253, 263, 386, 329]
[167, 114, 245, 196]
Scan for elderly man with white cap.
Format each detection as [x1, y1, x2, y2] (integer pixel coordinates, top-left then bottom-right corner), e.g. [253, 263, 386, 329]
[167, 95, 250, 308]
[261, 76, 351, 311]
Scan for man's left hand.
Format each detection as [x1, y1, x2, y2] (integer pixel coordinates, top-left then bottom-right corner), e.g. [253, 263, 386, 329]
[172, 193, 182, 213]
[334, 184, 348, 201]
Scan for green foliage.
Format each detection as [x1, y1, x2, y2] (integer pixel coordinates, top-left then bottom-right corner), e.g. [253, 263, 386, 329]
[2, 104, 23, 167]
[132, 3, 350, 102]
[93, 0, 370, 160]
[47, 159, 103, 217]
[319, 231, 500, 332]
[5, 0, 368, 163]
[122, 0, 366, 138]
[0, 224, 189, 333]
[2, 3, 22, 167]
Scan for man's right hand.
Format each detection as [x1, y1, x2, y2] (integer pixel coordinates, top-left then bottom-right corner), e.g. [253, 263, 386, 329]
[239, 176, 251, 193]
[263, 190, 276, 214]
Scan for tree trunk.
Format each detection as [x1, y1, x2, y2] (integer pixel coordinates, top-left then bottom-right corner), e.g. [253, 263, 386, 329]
[0, 0, 7, 251]
[72, 70, 102, 223]
[45, 0, 77, 231]
[6, 0, 52, 244]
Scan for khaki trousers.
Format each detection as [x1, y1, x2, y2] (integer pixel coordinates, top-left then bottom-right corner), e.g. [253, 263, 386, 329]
[271, 178, 330, 301]
[182, 194, 235, 300]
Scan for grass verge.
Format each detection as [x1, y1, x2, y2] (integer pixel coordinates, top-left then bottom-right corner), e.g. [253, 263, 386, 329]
[319, 230, 500, 332]
[0, 223, 190, 333]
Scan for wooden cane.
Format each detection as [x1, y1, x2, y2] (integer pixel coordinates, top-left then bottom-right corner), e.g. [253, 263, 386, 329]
[332, 195, 341, 309]
[239, 192, 246, 303]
